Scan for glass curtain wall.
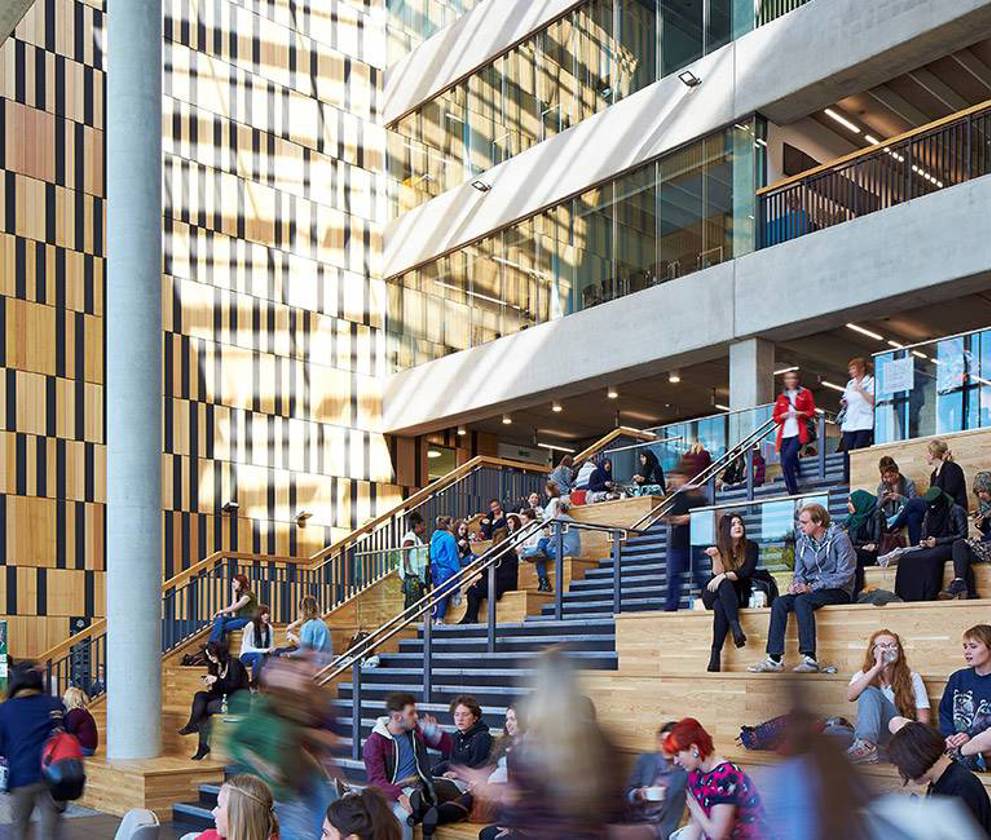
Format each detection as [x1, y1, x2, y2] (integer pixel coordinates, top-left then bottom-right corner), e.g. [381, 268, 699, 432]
[387, 118, 766, 371]
[388, 0, 758, 215]
[387, 0, 486, 65]
[874, 327, 991, 444]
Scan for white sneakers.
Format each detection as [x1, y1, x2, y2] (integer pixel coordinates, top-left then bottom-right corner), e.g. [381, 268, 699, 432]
[747, 655, 820, 673]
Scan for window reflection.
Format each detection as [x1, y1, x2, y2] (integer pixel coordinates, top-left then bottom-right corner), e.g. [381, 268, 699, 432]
[386, 119, 764, 371]
[387, 0, 789, 216]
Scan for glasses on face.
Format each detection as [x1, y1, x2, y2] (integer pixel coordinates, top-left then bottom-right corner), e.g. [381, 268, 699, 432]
[875, 642, 899, 650]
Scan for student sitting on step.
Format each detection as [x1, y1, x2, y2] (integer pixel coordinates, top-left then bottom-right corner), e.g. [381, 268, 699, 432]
[940, 471, 991, 601]
[894, 488, 968, 602]
[62, 686, 98, 756]
[843, 490, 884, 597]
[459, 522, 520, 625]
[749, 503, 856, 674]
[614, 720, 688, 839]
[888, 439, 967, 547]
[887, 721, 991, 836]
[844, 629, 930, 765]
[195, 773, 280, 840]
[587, 459, 623, 503]
[178, 640, 250, 760]
[529, 502, 583, 593]
[939, 624, 991, 773]
[322, 786, 402, 840]
[703, 513, 758, 672]
[417, 695, 493, 838]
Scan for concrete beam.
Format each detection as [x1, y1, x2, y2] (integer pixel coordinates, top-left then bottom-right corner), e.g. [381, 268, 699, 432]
[384, 0, 991, 279]
[0, 0, 35, 46]
[384, 177, 991, 435]
[383, 0, 584, 124]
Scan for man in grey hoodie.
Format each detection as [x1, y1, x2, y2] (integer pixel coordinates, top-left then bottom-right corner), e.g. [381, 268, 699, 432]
[749, 502, 856, 674]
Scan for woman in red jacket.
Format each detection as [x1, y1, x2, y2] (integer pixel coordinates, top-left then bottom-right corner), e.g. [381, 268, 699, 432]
[773, 370, 816, 496]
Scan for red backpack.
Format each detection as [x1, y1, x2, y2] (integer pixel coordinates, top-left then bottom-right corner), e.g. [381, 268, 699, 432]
[41, 731, 86, 800]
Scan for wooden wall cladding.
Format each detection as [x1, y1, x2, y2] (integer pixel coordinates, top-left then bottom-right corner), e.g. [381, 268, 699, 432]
[0, 0, 395, 655]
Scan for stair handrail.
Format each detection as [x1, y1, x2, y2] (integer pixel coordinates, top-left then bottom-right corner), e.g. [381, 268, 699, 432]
[34, 427, 651, 668]
[313, 515, 637, 687]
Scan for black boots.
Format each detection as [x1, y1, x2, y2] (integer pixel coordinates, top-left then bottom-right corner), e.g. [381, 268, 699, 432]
[537, 577, 553, 593]
[191, 744, 211, 761]
[707, 648, 721, 672]
[731, 621, 748, 649]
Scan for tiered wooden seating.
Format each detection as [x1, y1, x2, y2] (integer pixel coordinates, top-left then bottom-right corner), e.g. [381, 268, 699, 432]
[773, 563, 991, 599]
[444, 589, 554, 624]
[571, 495, 664, 558]
[583, 598, 991, 795]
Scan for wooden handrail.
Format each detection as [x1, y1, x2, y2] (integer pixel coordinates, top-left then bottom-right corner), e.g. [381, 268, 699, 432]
[757, 98, 991, 196]
[36, 425, 647, 665]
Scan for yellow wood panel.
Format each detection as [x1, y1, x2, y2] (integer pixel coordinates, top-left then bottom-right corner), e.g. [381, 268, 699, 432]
[571, 495, 665, 528]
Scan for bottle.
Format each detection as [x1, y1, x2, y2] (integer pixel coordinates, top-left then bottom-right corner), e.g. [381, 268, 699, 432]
[220, 693, 228, 715]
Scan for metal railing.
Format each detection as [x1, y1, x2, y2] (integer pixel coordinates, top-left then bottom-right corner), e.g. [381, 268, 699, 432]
[759, 99, 991, 248]
[757, 0, 813, 27]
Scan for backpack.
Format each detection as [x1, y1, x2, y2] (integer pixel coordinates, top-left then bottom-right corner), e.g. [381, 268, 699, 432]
[750, 569, 779, 607]
[41, 731, 86, 800]
[181, 647, 209, 667]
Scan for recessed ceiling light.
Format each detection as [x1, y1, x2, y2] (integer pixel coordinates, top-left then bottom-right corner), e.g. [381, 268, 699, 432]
[607, 387, 618, 399]
[536, 442, 576, 453]
[551, 401, 563, 413]
[774, 366, 799, 375]
[502, 414, 512, 425]
[845, 322, 884, 341]
[668, 371, 681, 384]
[427, 449, 442, 459]
[714, 403, 731, 412]
[864, 133, 881, 145]
[887, 340, 905, 349]
[824, 108, 861, 134]
[912, 350, 928, 360]
[821, 381, 846, 393]
[456, 425, 467, 436]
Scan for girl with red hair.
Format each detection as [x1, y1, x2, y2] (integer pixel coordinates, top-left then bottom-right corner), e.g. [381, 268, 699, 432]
[664, 718, 767, 839]
[209, 573, 259, 643]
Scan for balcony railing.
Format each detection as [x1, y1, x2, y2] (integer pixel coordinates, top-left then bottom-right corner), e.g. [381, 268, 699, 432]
[873, 324, 991, 445]
[759, 100, 991, 248]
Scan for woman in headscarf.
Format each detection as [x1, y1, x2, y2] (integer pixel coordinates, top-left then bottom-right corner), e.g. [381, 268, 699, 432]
[630, 449, 666, 497]
[844, 489, 883, 597]
[894, 487, 968, 602]
[940, 471, 991, 600]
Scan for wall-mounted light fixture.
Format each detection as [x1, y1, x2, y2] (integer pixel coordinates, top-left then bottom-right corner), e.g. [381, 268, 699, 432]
[222, 500, 239, 514]
[470, 179, 491, 192]
[678, 70, 701, 87]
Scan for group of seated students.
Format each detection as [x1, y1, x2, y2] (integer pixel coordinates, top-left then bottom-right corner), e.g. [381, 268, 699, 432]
[180, 590, 334, 760]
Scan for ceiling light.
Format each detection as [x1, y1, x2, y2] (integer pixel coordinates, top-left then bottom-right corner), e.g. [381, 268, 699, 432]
[824, 108, 861, 134]
[470, 179, 491, 192]
[668, 371, 681, 384]
[457, 425, 467, 436]
[551, 401, 563, 413]
[678, 69, 701, 87]
[714, 403, 731, 412]
[427, 449, 442, 459]
[845, 322, 884, 341]
[864, 134, 881, 145]
[774, 366, 799, 375]
[607, 387, 619, 399]
[821, 380, 846, 393]
[502, 414, 512, 425]
[969, 373, 991, 387]
[912, 350, 928, 360]
[887, 340, 905, 349]
[536, 442, 576, 453]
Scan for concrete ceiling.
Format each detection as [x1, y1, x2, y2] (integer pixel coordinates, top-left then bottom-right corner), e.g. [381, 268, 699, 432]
[0, 0, 34, 47]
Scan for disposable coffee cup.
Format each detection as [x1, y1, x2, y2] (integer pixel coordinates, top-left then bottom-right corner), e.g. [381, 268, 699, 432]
[644, 786, 666, 802]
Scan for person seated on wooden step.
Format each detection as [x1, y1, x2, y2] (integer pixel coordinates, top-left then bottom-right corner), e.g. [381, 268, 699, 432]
[195, 774, 279, 840]
[894, 488, 968, 602]
[529, 501, 583, 594]
[749, 503, 856, 674]
[887, 721, 991, 836]
[322, 785, 402, 840]
[629, 448, 667, 497]
[459, 521, 521, 625]
[939, 624, 991, 773]
[208, 573, 258, 644]
[876, 456, 918, 530]
[417, 695, 494, 838]
[478, 499, 509, 543]
[587, 459, 624, 503]
[703, 513, 759, 672]
[62, 686, 98, 757]
[178, 640, 250, 760]
[888, 439, 967, 547]
[844, 629, 930, 765]
[611, 720, 687, 839]
[843, 490, 885, 597]
[941, 471, 991, 601]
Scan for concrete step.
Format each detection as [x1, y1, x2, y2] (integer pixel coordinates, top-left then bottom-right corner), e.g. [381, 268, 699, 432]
[398, 632, 616, 655]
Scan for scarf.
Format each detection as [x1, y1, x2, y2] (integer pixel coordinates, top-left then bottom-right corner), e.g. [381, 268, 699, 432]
[845, 489, 877, 537]
[923, 486, 953, 538]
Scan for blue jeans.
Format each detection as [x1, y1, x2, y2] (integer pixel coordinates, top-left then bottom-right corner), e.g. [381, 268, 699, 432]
[780, 435, 802, 496]
[890, 497, 926, 546]
[854, 686, 898, 746]
[533, 539, 558, 579]
[765, 588, 851, 658]
[275, 778, 337, 840]
[664, 547, 705, 612]
[209, 615, 250, 643]
[432, 572, 456, 620]
[240, 652, 267, 683]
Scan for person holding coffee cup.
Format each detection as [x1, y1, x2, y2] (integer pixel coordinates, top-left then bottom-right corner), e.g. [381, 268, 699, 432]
[845, 628, 931, 765]
[618, 721, 687, 838]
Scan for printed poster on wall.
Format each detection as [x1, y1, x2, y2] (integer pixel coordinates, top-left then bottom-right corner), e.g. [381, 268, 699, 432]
[879, 356, 914, 395]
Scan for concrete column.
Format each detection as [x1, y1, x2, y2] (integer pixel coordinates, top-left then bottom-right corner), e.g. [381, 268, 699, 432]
[729, 338, 775, 410]
[106, 0, 163, 760]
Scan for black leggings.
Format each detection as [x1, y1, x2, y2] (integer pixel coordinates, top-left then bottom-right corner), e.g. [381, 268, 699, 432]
[701, 578, 742, 651]
[952, 539, 979, 596]
[184, 691, 224, 749]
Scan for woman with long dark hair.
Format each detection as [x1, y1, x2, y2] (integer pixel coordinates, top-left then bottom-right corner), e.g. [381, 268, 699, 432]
[179, 640, 250, 760]
[702, 514, 758, 672]
[894, 488, 968, 602]
[209, 572, 258, 643]
[631, 449, 666, 496]
[845, 629, 930, 765]
[240, 604, 275, 685]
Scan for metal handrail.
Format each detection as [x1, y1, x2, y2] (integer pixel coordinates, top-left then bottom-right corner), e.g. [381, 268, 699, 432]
[601, 435, 684, 456]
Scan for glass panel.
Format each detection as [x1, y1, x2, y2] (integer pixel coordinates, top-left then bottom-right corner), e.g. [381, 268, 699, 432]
[616, 0, 657, 102]
[467, 237, 504, 347]
[538, 15, 578, 142]
[573, 182, 615, 309]
[701, 130, 733, 269]
[659, 0, 703, 78]
[706, 0, 733, 52]
[573, 0, 617, 123]
[658, 137, 704, 280]
[614, 164, 658, 298]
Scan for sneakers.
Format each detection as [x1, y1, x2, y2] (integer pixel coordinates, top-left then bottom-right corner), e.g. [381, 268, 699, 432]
[939, 578, 970, 600]
[747, 657, 784, 673]
[846, 738, 879, 764]
[792, 656, 820, 673]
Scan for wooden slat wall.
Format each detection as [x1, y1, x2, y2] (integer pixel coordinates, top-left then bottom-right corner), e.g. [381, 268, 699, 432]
[0, 0, 396, 656]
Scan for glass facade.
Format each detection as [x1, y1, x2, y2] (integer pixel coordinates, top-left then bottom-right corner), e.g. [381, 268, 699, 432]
[388, 0, 767, 214]
[874, 327, 991, 444]
[386, 119, 765, 371]
[387, 0, 486, 65]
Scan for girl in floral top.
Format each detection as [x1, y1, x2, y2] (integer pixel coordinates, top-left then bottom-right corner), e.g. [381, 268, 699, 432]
[664, 717, 768, 839]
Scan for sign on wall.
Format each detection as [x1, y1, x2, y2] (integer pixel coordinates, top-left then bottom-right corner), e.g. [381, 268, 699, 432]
[878, 356, 915, 395]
